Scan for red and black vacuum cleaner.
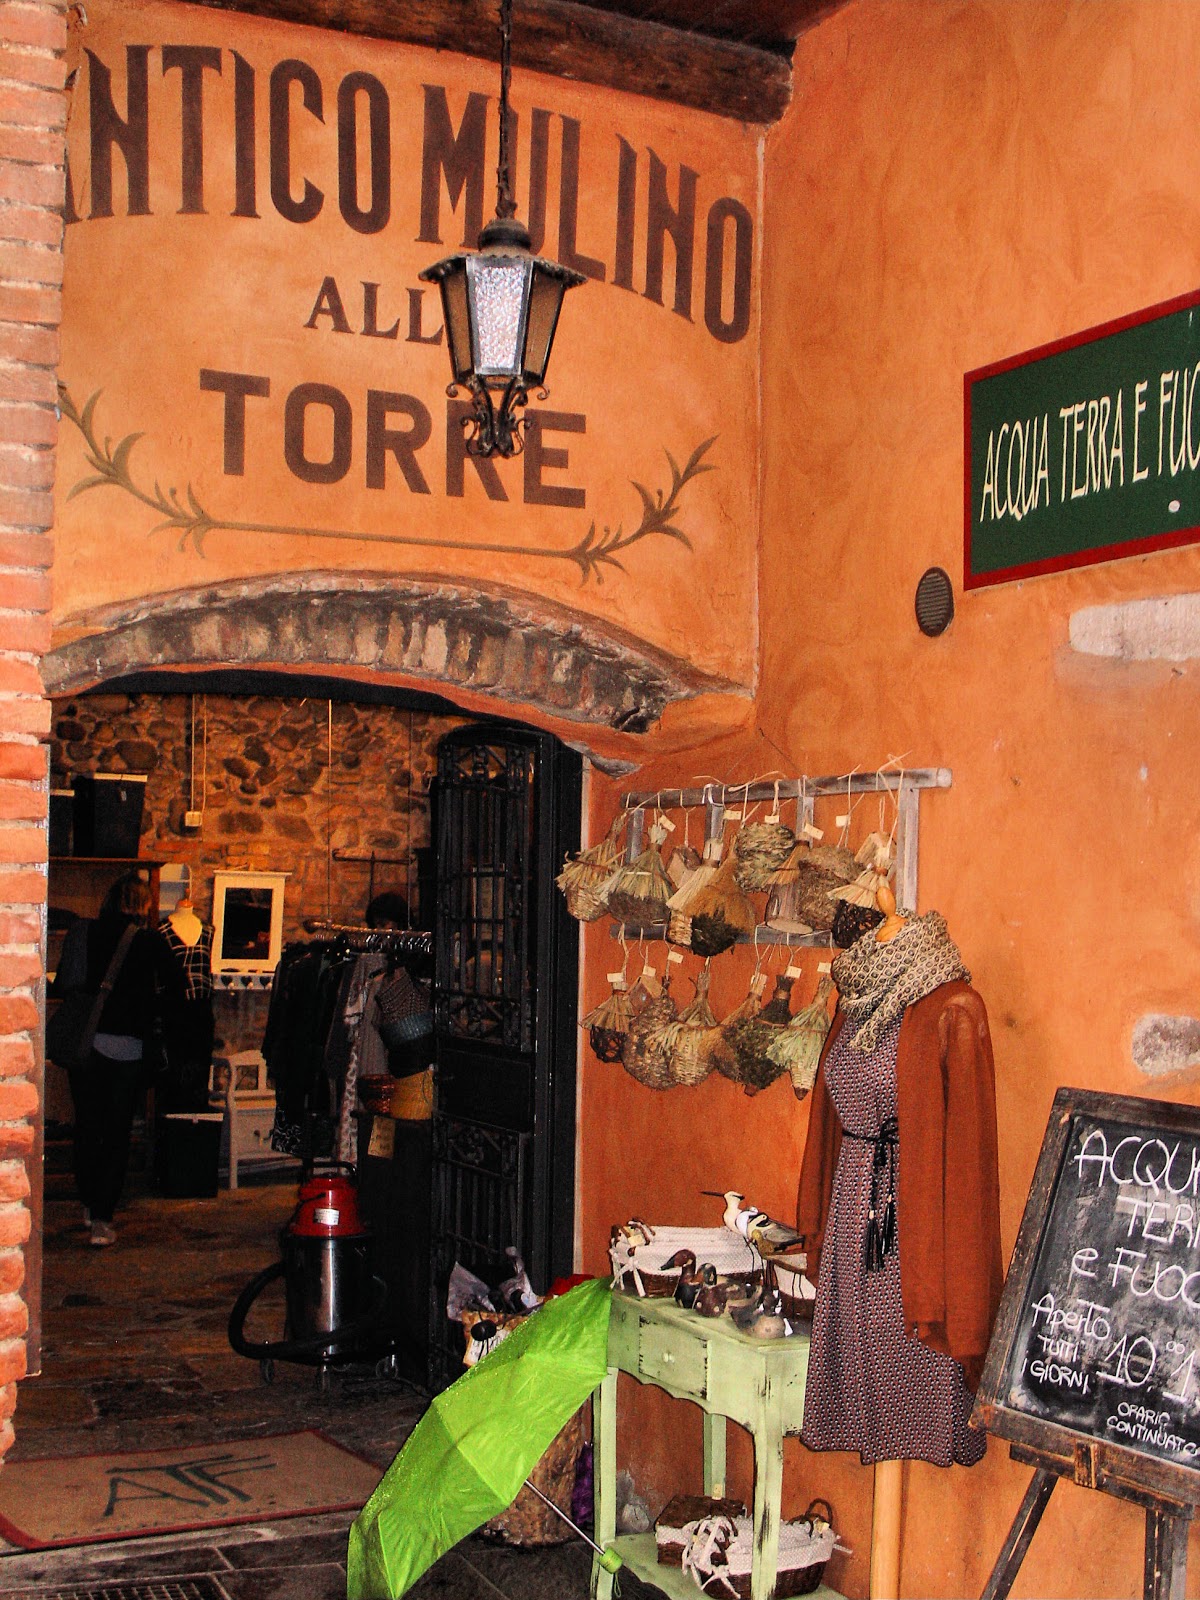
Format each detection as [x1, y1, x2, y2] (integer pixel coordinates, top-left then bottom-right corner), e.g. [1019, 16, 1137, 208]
[228, 1164, 394, 1389]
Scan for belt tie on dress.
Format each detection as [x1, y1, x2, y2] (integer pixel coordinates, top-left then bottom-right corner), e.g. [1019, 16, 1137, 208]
[844, 1115, 898, 1273]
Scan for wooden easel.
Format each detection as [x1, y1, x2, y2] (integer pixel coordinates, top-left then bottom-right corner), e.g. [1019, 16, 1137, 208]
[974, 1088, 1200, 1600]
[983, 1443, 1192, 1600]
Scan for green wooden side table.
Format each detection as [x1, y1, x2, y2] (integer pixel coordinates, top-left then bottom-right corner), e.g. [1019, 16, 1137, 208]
[591, 1290, 843, 1600]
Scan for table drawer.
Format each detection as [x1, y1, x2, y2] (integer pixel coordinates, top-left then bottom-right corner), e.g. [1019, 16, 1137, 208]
[639, 1319, 708, 1396]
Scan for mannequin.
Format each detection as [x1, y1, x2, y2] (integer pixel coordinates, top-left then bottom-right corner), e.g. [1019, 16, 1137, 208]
[166, 895, 203, 948]
[796, 879, 1003, 1594]
[157, 894, 215, 1112]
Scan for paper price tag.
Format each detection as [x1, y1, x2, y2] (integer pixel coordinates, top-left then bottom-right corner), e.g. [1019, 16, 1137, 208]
[726, 809, 744, 822]
[817, 961, 832, 975]
[642, 963, 657, 979]
[766, 810, 781, 824]
[667, 950, 684, 965]
[606, 971, 626, 985]
[660, 816, 676, 833]
[801, 823, 824, 842]
[785, 964, 803, 979]
[367, 1117, 396, 1161]
[835, 813, 851, 828]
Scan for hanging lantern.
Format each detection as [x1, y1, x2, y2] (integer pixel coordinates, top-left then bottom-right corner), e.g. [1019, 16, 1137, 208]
[420, 0, 585, 458]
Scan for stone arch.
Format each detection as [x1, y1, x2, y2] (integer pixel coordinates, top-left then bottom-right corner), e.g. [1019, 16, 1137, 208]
[44, 571, 734, 734]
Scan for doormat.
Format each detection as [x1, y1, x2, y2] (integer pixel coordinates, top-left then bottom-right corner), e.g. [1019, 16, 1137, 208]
[0, 1430, 382, 1551]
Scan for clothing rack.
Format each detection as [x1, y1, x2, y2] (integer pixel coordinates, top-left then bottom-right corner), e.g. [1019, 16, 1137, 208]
[616, 768, 952, 946]
[300, 920, 433, 956]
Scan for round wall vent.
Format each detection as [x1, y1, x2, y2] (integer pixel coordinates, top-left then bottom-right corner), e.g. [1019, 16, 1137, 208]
[915, 567, 954, 637]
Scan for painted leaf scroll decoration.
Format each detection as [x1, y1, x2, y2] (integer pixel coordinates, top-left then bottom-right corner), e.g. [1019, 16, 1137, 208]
[58, 384, 715, 584]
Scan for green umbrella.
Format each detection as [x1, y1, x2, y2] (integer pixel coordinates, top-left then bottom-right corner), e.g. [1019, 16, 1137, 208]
[347, 1276, 615, 1599]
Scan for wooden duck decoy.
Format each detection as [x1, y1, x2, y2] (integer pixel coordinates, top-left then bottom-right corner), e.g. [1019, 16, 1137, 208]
[694, 1263, 728, 1318]
[661, 1249, 704, 1310]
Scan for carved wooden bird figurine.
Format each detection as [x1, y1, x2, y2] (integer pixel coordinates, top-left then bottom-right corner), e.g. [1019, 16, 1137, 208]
[660, 1249, 705, 1310]
[705, 1190, 804, 1258]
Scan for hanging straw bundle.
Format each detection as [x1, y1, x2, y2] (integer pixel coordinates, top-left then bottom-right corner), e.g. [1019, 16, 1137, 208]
[665, 843, 703, 890]
[767, 976, 835, 1099]
[665, 966, 720, 1088]
[764, 843, 813, 937]
[582, 980, 634, 1064]
[733, 820, 797, 892]
[622, 981, 680, 1089]
[606, 846, 672, 931]
[781, 843, 859, 933]
[707, 984, 764, 1083]
[688, 854, 758, 957]
[830, 831, 895, 908]
[723, 975, 796, 1095]
[555, 817, 625, 922]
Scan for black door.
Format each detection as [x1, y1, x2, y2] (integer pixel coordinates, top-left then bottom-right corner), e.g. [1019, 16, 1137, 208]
[428, 722, 581, 1388]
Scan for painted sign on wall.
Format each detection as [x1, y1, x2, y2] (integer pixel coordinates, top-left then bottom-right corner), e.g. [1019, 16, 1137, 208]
[965, 290, 1200, 588]
[55, 1, 762, 687]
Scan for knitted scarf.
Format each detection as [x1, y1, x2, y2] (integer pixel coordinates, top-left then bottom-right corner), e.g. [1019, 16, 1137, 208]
[830, 911, 969, 1054]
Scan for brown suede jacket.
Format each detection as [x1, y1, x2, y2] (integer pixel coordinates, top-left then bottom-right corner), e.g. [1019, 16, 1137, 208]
[795, 980, 1004, 1393]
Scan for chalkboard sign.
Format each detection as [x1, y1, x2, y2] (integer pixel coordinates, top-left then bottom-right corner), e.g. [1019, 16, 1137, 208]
[975, 1087, 1200, 1507]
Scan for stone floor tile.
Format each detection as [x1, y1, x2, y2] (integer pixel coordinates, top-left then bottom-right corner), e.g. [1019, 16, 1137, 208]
[210, 1560, 348, 1599]
[219, 1528, 350, 1569]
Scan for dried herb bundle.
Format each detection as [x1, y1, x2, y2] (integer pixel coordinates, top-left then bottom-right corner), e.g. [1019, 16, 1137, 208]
[733, 821, 797, 892]
[622, 983, 680, 1089]
[767, 976, 835, 1098]
[688, 855, 757, 957]
[766, 843, 858, 933]
[582, 981, 634, 1063]
[707, 987, 763, 1083]
[665, 966, 720, 1088]
[555, 820, 625, 922]
[724, 975, 796, 1095]
[606, 847, 672, 930]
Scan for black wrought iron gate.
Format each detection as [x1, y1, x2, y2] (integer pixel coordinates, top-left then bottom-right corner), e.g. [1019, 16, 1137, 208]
[428, 722, 581, 1388]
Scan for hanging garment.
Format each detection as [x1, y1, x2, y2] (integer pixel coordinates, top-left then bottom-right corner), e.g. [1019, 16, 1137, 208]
[157, 919, 215, 1112]
[799, 1012, 984, 1466]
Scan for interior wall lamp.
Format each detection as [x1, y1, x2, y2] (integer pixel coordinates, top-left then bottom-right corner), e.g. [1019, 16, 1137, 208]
[421, 0, 585, 459]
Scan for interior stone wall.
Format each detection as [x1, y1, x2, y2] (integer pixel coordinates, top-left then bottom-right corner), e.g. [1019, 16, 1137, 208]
[49, 691, 466, 940]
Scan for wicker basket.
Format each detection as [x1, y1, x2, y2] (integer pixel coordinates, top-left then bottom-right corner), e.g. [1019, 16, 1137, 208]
[666, 967, 718, 1088]
[607, 847, 672, 930]
[679, 1502, 837, 1598]
[622, 988, 680, 1089]
[482, 1408, 588, 1546]
[724, 975, 795, 1095]
[556, 823, 625, 922]
[656, 1495, 747, 1565]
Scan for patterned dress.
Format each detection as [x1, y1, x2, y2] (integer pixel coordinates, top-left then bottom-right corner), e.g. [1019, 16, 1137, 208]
[800, 1013, 985, 1466]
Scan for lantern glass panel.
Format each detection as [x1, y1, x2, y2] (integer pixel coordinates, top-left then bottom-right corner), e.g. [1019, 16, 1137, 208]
[437, 263, 474, 385]
[523, 267, 567, 384]
[467, 254, 530, 378]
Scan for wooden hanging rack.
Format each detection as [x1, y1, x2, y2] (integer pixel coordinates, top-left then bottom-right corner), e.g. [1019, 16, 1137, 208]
[616, 768, 952, 948]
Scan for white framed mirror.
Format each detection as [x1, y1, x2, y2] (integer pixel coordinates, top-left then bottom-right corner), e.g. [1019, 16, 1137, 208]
[211, 870, 287, 975]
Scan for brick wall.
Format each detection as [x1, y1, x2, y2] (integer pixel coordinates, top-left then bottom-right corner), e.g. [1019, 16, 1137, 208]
[0, 0, 67, 1457]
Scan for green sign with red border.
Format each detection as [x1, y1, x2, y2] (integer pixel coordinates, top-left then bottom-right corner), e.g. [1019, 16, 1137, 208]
[965, 290, 1200, 588]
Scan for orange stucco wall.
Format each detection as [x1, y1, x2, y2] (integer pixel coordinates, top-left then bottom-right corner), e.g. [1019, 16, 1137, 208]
[578, 4, 1200, 1597]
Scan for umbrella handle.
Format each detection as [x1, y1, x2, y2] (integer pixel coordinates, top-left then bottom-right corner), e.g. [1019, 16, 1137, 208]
[520, 1476, 624, 1574]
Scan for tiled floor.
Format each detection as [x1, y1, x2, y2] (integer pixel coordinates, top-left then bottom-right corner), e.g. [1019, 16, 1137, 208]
[0, 1172, 651, 1600]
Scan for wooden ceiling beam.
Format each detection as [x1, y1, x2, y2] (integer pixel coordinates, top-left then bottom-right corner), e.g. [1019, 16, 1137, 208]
[183, 0, 794, 124]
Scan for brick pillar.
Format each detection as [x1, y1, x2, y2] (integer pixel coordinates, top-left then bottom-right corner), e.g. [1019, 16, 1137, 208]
[0, 0, 67, 1461]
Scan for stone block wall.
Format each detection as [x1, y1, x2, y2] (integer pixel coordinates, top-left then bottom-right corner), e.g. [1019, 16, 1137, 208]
[0, 0, 66, 1454]
[50, 691, 466, 939]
